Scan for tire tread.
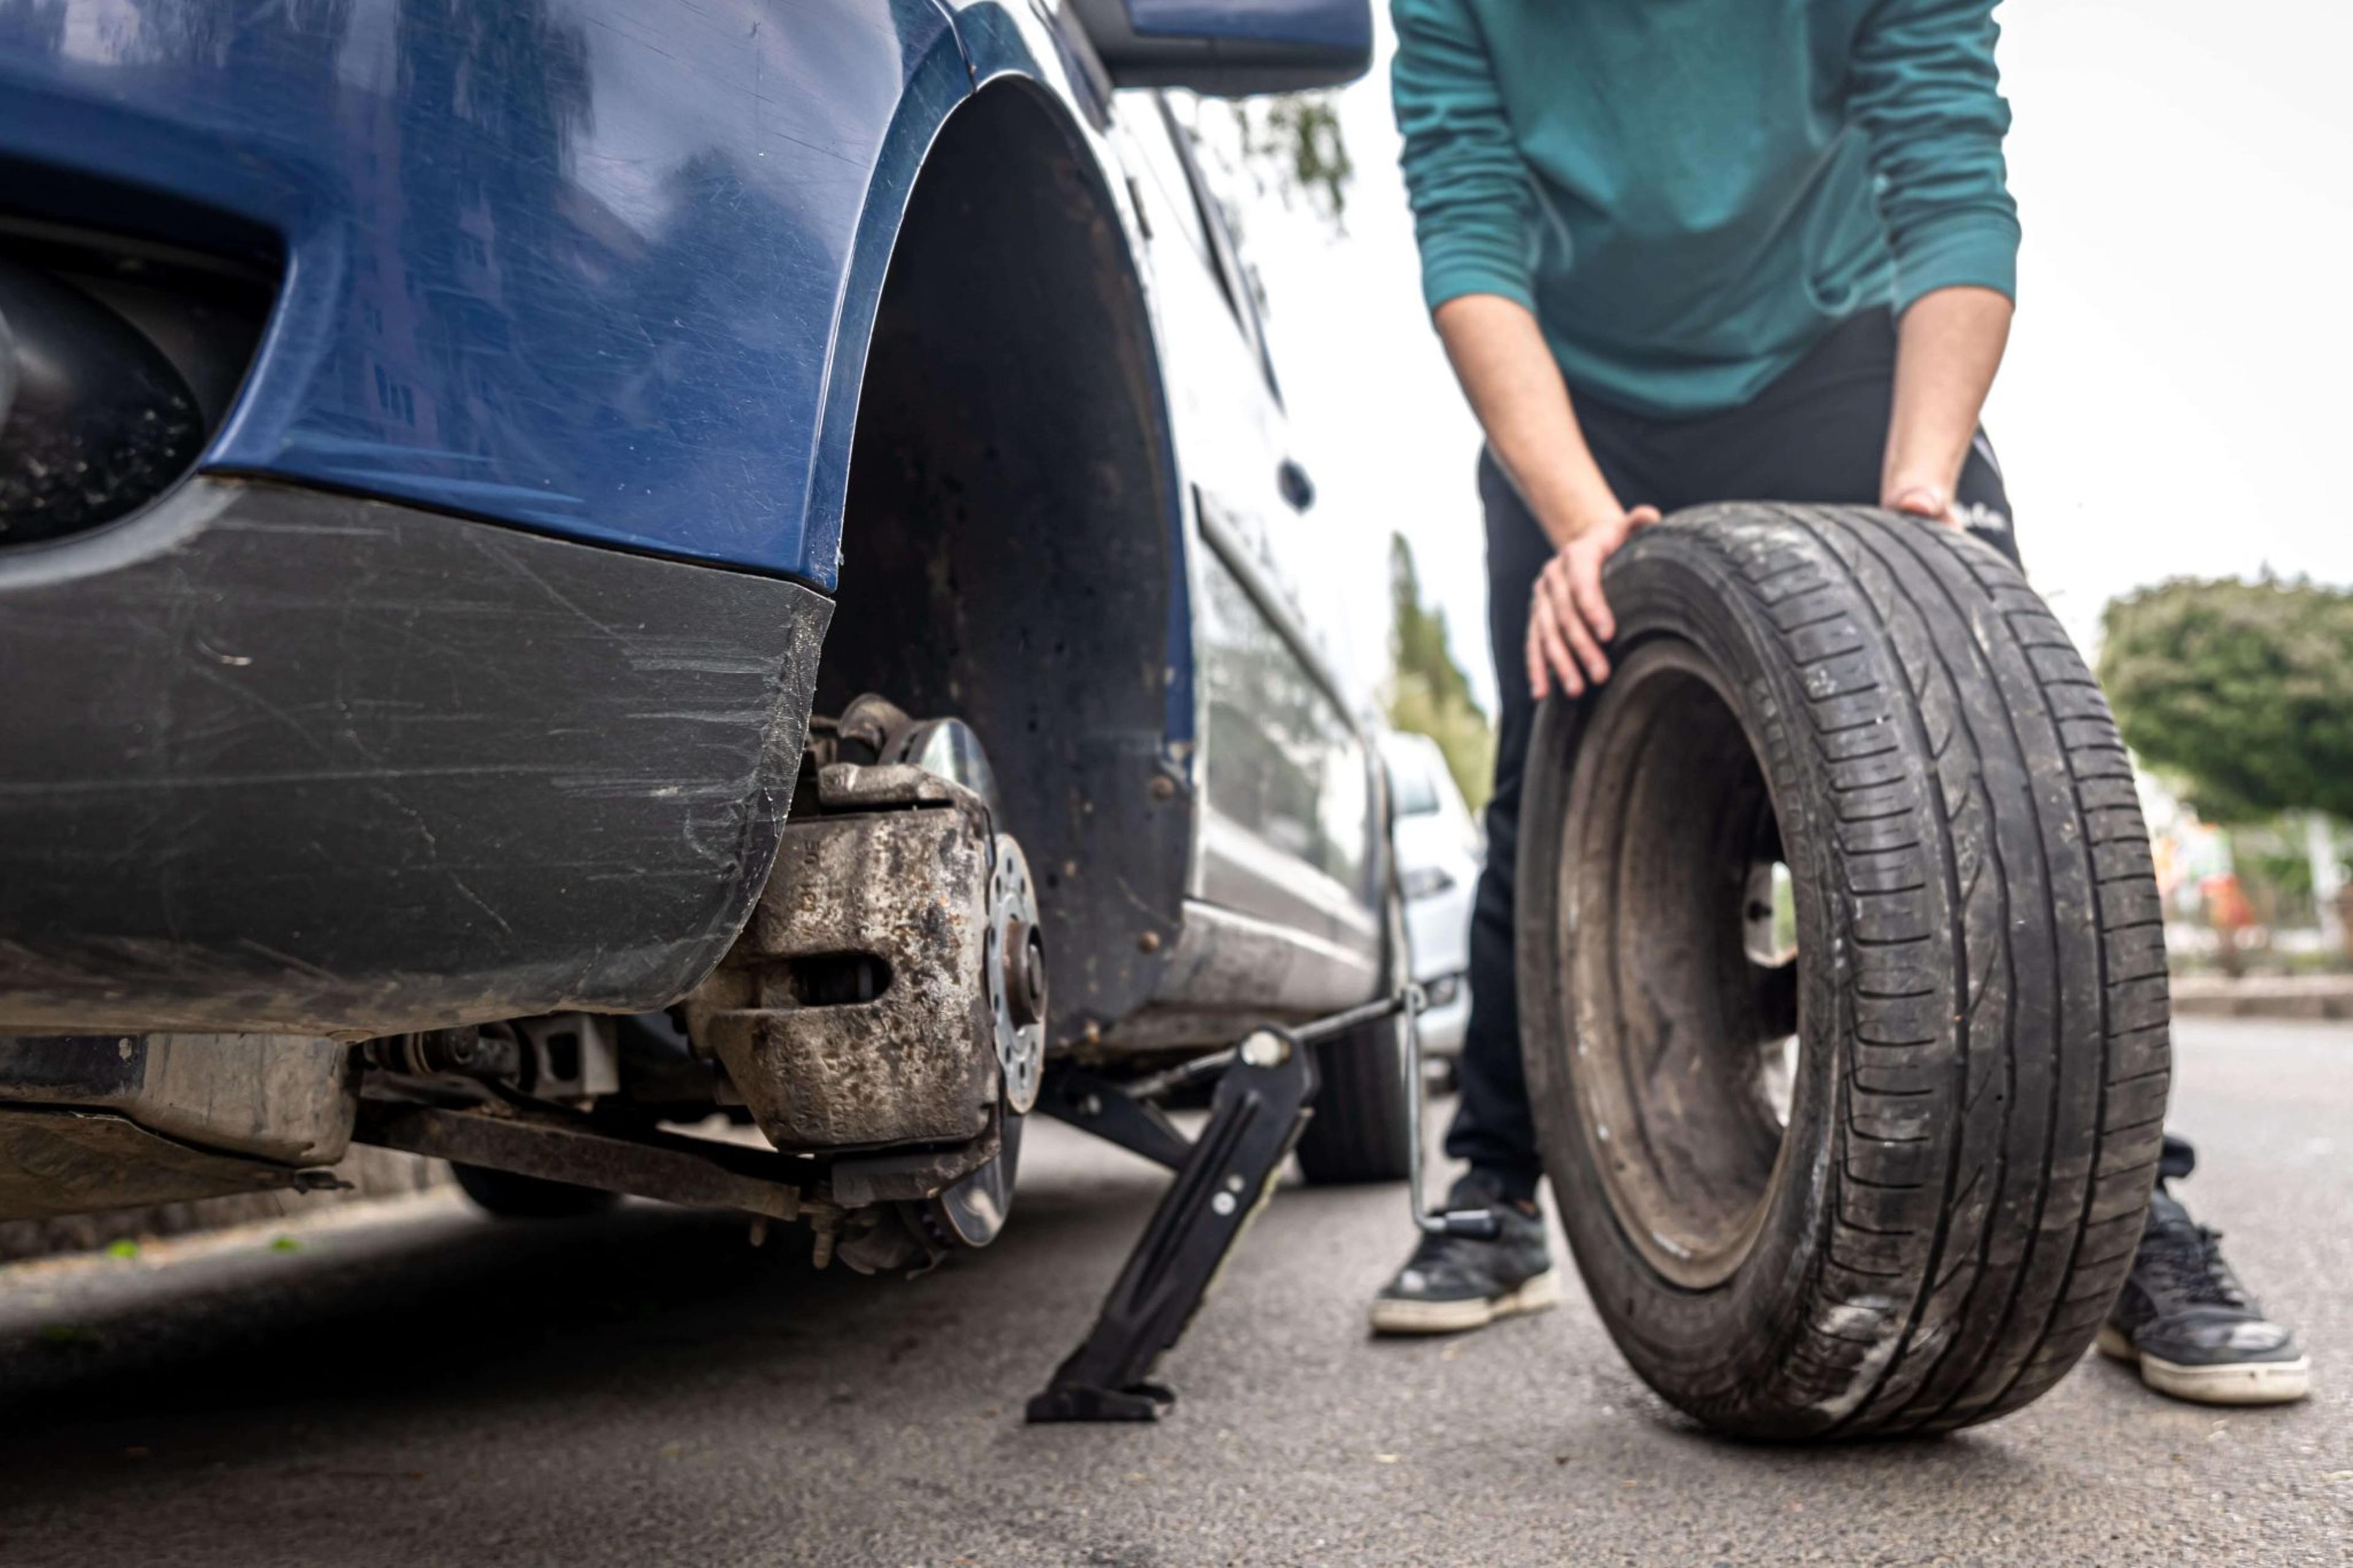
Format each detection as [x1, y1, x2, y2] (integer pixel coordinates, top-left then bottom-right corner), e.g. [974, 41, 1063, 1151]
[1520, 503, 2168, 1439]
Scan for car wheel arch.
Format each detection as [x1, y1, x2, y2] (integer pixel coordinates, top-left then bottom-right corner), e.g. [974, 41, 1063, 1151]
[813, 70, 1195, 1050]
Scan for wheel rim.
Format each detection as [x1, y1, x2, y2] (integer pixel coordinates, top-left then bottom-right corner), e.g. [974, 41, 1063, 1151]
[1558, 639, 1803, 1290]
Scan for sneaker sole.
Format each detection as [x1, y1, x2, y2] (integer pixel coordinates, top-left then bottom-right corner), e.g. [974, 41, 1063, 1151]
[2096, 1323, 2311, 1405]
[1368, 1268, 1562, 1336]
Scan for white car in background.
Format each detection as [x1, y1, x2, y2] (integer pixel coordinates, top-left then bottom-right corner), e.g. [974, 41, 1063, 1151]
[1382, 732, 1484, 1061]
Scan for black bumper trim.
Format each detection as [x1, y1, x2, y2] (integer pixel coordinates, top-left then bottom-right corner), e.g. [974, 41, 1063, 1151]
[0, 477, 830, 1035]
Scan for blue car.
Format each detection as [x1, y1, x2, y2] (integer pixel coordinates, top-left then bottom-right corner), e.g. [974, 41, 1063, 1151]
[0, 0, 1410, 1262]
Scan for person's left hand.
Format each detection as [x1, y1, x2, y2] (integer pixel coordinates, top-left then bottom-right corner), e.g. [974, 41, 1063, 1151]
[1526, 504, 1659, 700]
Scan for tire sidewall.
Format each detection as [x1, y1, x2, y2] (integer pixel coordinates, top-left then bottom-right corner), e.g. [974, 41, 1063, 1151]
[1517, 525, 1862, 1433]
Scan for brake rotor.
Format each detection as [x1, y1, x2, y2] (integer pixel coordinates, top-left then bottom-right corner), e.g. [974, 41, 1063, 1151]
[925, 1112, 1025, 1249]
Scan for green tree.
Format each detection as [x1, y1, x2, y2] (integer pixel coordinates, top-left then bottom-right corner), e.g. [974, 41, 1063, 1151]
[2097, 576, 2353, 822]
[1388, 534, 1494, 811]
[1230, 93, 1355, 226]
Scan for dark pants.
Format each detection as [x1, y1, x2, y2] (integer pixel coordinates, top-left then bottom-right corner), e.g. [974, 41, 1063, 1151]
[1447, 308, 2029, 1197]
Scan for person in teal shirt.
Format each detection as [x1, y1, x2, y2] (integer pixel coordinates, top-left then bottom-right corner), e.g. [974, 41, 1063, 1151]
[1373, 0, 2311, 1409]
[1396, 0, 2020, 420]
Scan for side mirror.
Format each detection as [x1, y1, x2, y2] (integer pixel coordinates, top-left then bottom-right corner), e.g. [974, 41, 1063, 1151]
[1067, 0, 1373, 97]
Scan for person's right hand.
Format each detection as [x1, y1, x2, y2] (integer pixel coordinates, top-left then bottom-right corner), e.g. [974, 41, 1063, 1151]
[1526, 505, 1660, 700]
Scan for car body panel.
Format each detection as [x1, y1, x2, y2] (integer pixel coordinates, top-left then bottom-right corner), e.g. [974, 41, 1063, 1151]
[0, 0, 967, 587]
[1098, 85, 1381, 971]
[0, 0, 1384, 1048]
[944, 4, 1203, 763]
[0, 475, 830, 1036]
[1193, 536, 1375, 950]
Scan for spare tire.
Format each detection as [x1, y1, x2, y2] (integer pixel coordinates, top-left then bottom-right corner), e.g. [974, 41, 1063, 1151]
[1518, 505, 2169, 1440]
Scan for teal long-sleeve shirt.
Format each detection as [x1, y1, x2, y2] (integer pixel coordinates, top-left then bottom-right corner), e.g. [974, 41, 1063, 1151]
[1392, 0, 2018, 417]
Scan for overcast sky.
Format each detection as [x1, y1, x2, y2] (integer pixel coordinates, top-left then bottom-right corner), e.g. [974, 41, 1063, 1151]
[1233, 0, 2353, 716]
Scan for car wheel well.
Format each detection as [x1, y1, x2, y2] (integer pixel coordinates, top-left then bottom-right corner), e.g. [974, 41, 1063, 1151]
[822, 78, 1188, 1047]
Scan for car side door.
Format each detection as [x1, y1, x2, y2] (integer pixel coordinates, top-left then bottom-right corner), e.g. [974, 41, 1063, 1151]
[1114, 94, 1383, 968]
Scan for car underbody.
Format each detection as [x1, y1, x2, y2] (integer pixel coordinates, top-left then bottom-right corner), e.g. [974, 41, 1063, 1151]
[0, 0, 1410, 1427]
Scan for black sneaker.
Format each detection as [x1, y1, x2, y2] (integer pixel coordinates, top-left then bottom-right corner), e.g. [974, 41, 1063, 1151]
[1368, 1172, 1559, 1335]
[2099, 1187, 2309, 1405]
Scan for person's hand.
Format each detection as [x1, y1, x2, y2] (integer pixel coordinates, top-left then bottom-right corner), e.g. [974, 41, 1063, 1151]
[1526, 505, 1660, 700]
[1883, 479, 1964, 529]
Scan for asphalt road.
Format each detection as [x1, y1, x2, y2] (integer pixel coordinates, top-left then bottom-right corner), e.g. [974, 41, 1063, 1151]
[1, 1018, 2347, 1567]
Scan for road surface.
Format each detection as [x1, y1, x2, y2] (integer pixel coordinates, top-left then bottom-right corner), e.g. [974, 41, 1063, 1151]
[0, 1018, 2346, 1566]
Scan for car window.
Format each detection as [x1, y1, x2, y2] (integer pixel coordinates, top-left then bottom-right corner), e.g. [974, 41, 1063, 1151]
[1121, 96, 1217, 275]
[1390, 753, 1442, 817]
[1154, 94, 1283, 404]
[1199, 548, 1370, 893]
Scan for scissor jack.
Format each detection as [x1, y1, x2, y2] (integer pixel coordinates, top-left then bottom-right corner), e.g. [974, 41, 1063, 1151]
[1026, 987, 1498, 1423]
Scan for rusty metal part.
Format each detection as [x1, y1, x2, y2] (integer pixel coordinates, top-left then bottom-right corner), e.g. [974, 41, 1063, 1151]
[1004, 919, 1045, 1025]
[828, 1105, 1004, 1206]
[0, 1036, 356, 1167]
[808, 759, 965, 811]
[817, 695, 1007, 781]
[0, 1107, 325, 1219]
[824, 692, 911, 763]
[833, 1205, 940, 1276]
[353, 1099, 836, 1225]
[686, 760, 1001, 1153]
[364, 1028, 520, 1081]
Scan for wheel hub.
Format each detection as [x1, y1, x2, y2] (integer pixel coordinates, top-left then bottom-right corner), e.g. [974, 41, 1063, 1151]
[1559, 639, 1800, 1291]
[985, 835, 1045, 1113]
